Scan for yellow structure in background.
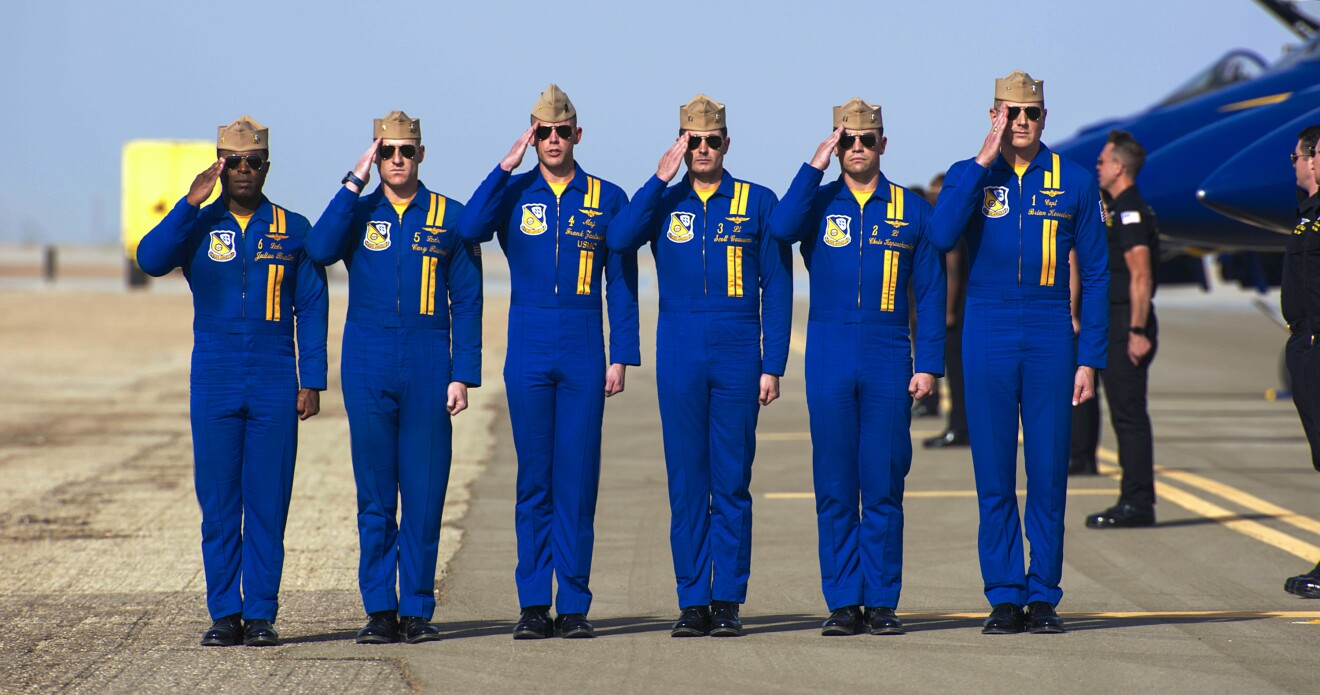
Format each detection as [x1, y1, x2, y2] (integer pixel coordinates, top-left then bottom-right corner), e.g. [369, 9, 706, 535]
[121, 140, 218, 262]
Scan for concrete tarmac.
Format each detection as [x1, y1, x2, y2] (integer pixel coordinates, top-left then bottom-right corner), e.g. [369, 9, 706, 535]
[2, 261, 1318, 693]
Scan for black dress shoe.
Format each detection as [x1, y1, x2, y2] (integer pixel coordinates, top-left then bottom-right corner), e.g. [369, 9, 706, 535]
[981, 603, 1025, 634]
[200, 614, 243, 647]
[1067, 457, 1098, 476]
[820, 606, 863, 636]
[1285, 562, 1320, 598]
[356, 610, 399, 644]
[554, 613, 595, 639]
[923, 429, 969, 449]
[400, 616, 442, 644]
[865, 606, 905, 635]
[671, 605, 712, 637]
[1085, 503, 1155, 529]
[512, 606, 554, 639]
[1026, 601, 1066, 634]
[709, 600, 743, 637]
[242, 619, 279, 647]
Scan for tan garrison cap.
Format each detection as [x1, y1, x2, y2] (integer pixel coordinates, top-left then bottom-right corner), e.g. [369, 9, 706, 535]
[374, 110, 421, 140]
[995, 70, 1044, 103]
[531, 84, 576, 124]
[217, 115, 268, 152]
[680, 94, 726, 131]
[832, 98, 882, 130]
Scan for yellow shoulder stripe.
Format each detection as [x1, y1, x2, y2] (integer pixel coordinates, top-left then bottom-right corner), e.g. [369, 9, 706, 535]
[584, 177, 601, 210]
[270, 205, 286, 234]
[427, 193, 447, 227]
[1044, 153, 1062, 189]
[887, 184, 905, 220]
[730, 181, 750, 216]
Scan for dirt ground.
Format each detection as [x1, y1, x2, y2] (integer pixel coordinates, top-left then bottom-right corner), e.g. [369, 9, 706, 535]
[0, 288, 502, 693]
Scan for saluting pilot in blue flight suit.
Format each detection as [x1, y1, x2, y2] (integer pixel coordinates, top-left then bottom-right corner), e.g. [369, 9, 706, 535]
[137, 116, 328, 648]
[459, 85, 639, 639]
[608, 95, 792, 638]
[769, 99, 945, 637]
[929, 72, 1108, 635]
[307, 111, 482, 645]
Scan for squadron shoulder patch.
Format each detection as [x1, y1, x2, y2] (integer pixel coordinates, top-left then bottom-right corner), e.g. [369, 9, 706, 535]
[667, 212, 695, 243]
[364, 221, 391, 251]
[824, 215, 852, 247]
[520, 203, 548, 235]
[982, 187, 1009, 218]
[208, 230, 236, 262]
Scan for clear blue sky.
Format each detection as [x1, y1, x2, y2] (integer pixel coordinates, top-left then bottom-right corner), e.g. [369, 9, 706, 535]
[0, 0, 1301, 244]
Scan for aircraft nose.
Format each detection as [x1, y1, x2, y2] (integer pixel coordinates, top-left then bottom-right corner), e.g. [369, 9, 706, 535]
[1198, 158, 1298, 234]
[1197, 103, 1320, 234]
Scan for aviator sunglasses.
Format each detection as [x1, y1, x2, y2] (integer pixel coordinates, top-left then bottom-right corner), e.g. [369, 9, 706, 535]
[535, 124, 575, 141]
[687, 134, 724, 151]
[377, 144, 418, 160]
[1292, 149, 1314, 164]
[223, 154, 267, 170]
[1006, 106, 1043, 122]
[837, 132, 878, 151]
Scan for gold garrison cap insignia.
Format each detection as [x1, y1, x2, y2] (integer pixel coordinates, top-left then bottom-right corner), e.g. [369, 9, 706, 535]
[531, 83, 576, 124]
[217, 115, 268, 152]
[374, 110, 421, 140]
[680, 94, 726, 131]
[995, 70, 1044, 103]
[374, 109, 419, 139]
[833, 98, 882, 130]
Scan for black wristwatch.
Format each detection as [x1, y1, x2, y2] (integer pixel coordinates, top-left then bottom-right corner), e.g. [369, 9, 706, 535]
[1129, 325, 1147, 336]
[342, 171, 365, 188]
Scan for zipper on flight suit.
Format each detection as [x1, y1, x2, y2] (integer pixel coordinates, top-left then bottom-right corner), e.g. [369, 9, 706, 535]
[238, 218, 247, 318]
[396, 205, 405, 314]
[701, 198, 708, 296]
[857, 199, 865, 308]
[554, 194, 561, 295]
[1016, 174, 1023, 285]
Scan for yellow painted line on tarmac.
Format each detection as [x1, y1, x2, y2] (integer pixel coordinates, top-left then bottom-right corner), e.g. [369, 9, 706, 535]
[765, 489, 1119, 501]
[1098, 446, 1320, 558]
[898, 610, 1320, 620]
[1151, 478, 1320, 562]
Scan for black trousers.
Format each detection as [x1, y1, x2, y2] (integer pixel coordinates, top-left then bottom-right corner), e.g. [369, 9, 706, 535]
[1071, 303, 1157, 507]
[1287, 331, 1320, 472]
[945, 319, 966, 434]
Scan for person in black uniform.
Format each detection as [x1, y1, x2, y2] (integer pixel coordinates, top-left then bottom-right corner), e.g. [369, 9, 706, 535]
[1070, 130, 1160, 528]
[1284, 125, 1320, 597]
[923, 172, 972, 448]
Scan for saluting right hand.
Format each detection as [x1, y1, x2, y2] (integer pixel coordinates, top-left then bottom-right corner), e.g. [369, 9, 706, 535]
[975, 106, 1009, 168]
[500, 126, 536, 172]
[810, 127, 844, 171]
[346, 138, 380, 192]
[186, 159, 224, 207]
[656, 135, 687, 182]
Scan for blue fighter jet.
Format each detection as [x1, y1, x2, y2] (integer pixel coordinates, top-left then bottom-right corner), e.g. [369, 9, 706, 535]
[1053, 0, 1320, 263]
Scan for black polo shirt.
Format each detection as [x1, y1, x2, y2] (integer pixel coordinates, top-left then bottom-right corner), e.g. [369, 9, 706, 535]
[1106, 185, 1160, 305]
[1284, 193, 1320, 328]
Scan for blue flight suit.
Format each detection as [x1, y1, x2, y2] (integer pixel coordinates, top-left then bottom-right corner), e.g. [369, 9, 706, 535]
[137, 196, 328, 622]
[307, 183, 482, 621]
[930, 146, 1108, 607]
[769, 164, 945, 611]
[460, 163, 640, 616]
[608, 172, 792, 608]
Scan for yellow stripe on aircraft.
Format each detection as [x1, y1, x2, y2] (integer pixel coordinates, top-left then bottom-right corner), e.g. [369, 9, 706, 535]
[1219, 92, 1292, 112]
